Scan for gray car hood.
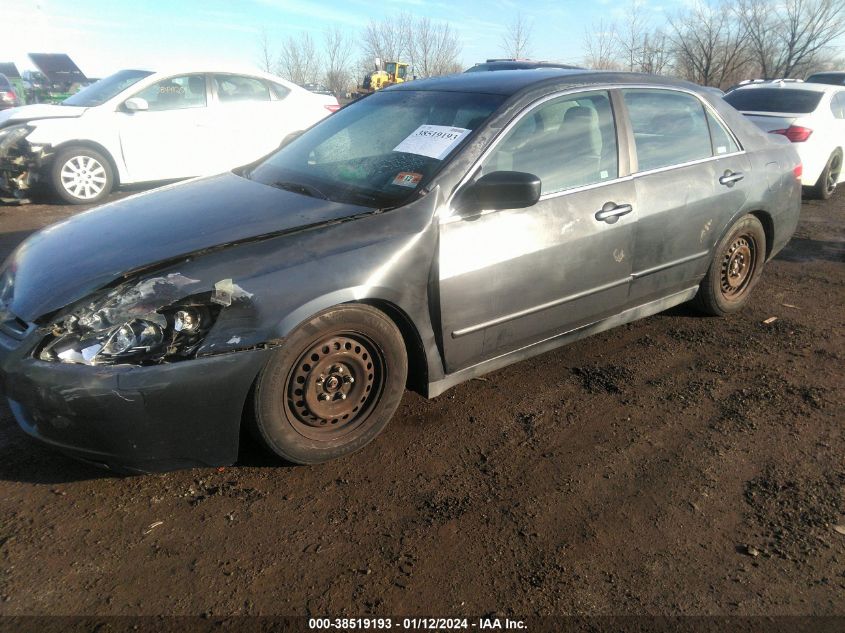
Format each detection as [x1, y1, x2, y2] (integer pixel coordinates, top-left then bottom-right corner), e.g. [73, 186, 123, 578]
[6, 172, 372, 321]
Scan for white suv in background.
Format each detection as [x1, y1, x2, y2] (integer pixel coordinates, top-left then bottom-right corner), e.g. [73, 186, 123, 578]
[724, 81, 845, 199]
[0, 67, 340, 204]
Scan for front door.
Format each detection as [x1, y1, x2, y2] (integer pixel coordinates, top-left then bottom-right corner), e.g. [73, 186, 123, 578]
[118, 74, 212, 182]
[438, 90, 636, 372]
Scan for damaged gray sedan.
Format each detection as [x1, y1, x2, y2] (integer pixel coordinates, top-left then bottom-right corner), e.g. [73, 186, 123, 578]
[0, 70, 801, 472]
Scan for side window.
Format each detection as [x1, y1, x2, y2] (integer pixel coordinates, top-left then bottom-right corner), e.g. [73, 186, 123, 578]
[623, 89, 712, 171]
[705, 108, 740, 155]
[270, 82, 291, 100]
[133, 75, 207, 111]
[480, 91, 618, 195]
[214, 75, 272, 103]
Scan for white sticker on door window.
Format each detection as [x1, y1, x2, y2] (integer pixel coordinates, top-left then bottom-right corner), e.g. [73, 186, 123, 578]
[393, 125, 471, 160]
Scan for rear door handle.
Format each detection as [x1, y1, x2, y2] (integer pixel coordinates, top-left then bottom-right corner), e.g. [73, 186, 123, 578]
[595, 202, 633, 224]
[719, 171, 744, 186]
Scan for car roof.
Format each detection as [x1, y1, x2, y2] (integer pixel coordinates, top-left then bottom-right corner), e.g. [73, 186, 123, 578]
[466, 60, 583, 72]
[388, 69, 700, 96]
[808, 71, 845, 76]
[730, 80, 840, 94]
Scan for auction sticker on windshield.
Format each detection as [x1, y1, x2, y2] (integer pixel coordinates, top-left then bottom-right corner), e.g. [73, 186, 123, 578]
[393, 125, 471, 160]
[391, 172, 423, 188]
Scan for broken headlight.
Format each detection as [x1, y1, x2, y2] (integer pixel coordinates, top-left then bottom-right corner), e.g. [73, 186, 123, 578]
[37, 273, 220, 366]
[0, 125, 31, 154]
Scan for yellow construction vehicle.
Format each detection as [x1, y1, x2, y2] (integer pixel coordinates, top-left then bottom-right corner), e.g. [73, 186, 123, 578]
[356, 59, 410, 96]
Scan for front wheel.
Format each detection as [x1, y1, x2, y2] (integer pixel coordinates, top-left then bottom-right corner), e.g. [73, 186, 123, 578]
[692, 214, 766, 316]
[50, 147, 114, 204]
[252, 304, 407, 465]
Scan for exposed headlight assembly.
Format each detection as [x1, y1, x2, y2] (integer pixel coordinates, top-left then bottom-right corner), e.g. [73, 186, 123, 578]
[0, 125, 31, 154]
[38, 273, 220, 366]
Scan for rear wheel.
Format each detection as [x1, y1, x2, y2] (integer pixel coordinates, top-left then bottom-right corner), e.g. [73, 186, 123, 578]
[692, 214, 766, 316]
[50, 147, 114, 205]
[252, 304, 407, 465]
[811, 150, 842, 200]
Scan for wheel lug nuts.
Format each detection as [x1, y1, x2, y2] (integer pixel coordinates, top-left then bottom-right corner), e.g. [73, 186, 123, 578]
[344, 375, 354, 384]
[337, 366, 344, 374]
[318, 393, 329, 401]
[316, 375, 324, 384]
[337, 393, 347, 400]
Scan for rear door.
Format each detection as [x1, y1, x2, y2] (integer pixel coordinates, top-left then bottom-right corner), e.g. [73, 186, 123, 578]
[439, 90, 636, 371]
[622, 88, 749, 304]
[208, 74, 286, 169]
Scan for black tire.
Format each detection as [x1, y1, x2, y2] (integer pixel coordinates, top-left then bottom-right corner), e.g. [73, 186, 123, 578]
[252, 304, 407, 465]
[50, 146, 114, 205]
[811, 150, 842, 200]
[692, 214, 767, 316]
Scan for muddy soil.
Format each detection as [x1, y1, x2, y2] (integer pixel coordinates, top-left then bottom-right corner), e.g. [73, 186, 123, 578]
[0, 189, 842, 618]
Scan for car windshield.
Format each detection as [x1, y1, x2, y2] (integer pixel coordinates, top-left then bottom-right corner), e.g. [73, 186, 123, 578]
[62, 69, 153, 106]
[247, 89, 506, 208]
[724, 88, 823, 114]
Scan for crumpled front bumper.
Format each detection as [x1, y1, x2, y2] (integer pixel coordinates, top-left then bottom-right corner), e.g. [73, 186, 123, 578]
[0, 326, 270, 473]
[0, 128, 48, 199]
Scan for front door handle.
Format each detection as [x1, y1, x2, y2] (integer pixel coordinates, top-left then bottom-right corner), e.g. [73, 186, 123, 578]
[719, 171, 744, 186]
[595, 202, 633, 224]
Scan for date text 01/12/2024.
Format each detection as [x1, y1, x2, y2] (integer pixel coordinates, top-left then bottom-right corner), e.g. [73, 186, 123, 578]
[308, 618, 527, 630]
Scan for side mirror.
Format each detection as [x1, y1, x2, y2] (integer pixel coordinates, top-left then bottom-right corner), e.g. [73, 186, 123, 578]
[124, 97, 149, 112]
[456, 171, 542, 214]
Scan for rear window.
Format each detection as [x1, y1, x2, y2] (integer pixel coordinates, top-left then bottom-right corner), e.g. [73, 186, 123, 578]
[724, 88, 823, 114]
[806, 73, 845, 86]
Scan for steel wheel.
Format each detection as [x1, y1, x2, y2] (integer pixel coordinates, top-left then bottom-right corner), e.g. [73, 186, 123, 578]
[692, 214, 766, 316]
[719, 234, 758, 299]
[252, 304, 407, 465]
[60, 155, 108, 200]
[285, 333, 385, 441]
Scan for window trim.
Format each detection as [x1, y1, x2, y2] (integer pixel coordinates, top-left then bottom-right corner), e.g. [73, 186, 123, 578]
[619, 86, 742, 174]
[477, 88, 621, 198]
[444, 83, 745, 223]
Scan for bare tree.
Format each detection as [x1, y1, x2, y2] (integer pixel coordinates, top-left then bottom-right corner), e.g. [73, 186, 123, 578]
[668, 2, 751, 88]
[278, 32, 320, 85]
[639, 29, 670, 75]
[501, 13, 533, 59]
[323, 26, 354, 98]
[618, 1, 648, 71]
[361, 14, 413, 65]
[410, 17, 462, 77]
[256, 27, 274, 73]
[736, 0, 845, 78]
[583, 19, 620, 70]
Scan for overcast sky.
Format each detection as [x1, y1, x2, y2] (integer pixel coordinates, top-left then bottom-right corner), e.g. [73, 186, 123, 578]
[1, 0, 695, 78]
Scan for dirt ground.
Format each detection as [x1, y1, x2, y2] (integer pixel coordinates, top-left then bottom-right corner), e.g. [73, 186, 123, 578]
[0, 187, 842, 619]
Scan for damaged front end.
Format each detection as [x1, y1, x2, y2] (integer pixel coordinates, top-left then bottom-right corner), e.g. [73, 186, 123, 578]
[36, 273, 223, 366]
[0, 125, 49, 200]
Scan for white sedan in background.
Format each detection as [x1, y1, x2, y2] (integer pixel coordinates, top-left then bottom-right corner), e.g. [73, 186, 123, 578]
[0, 67, 340, 204]
[724, 81, 845, 198]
